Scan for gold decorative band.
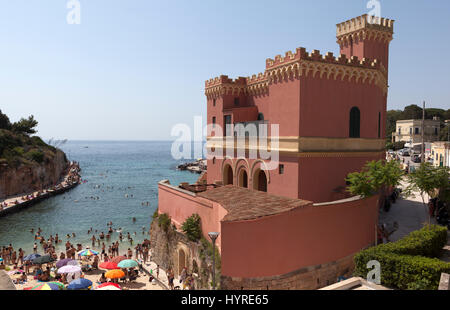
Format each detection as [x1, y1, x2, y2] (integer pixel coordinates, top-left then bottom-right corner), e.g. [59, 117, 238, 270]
[206, 136, 386, 154]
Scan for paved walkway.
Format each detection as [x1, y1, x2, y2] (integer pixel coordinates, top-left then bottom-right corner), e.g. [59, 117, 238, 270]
[379, 180, 432, 242]
[0, 163, 80, 214]
[139, 255, 182, 290]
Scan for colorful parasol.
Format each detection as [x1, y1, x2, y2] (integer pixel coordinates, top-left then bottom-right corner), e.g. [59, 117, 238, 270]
[23, 254, 41, 261]
[57, 265, 81, 274]
[96, 282, 121, 290]
[67, 278, 92, 290]
[99, 261, 118, 270]
[105, 269, 125, 279]
[31, 282, 62, 290]
[117, 259, 138, 269]
[78, 249, 99, 256]
[56, 259, 77, 269]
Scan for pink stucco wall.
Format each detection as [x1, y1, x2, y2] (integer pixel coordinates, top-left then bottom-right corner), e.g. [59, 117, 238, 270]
[207, 153, 385, 203]
[158, 182, 227, 247]
[220, 195, 379, 278]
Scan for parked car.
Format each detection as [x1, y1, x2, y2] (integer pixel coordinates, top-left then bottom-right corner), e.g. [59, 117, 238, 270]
[412, 154, 421, 163]
[398, 149, 410, 156]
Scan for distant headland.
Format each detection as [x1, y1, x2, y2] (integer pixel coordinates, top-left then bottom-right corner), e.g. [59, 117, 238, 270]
[0, 110, 79, 213]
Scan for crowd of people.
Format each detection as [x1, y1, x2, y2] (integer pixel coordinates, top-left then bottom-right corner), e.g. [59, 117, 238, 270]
[0, 219, 200, 290]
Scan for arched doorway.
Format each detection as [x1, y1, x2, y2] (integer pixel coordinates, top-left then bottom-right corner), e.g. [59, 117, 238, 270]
[178, 249, 186, 276]
[238, 169, 248, 188]
[223, 164, 233, 185]
[252, 168, 267, 192]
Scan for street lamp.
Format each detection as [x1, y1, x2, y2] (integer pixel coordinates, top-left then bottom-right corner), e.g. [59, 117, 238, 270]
[208, 231, 219, 290]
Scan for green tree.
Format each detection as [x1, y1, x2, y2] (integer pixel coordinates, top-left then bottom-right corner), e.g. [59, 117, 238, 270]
[386, 110, 402, 139]
[425, 108, 445, 120]
[406, 163, 450, 224]
[346, 160, 404, 198]
[401, 104, 423, 120]
[12, 115, 38, 135]
[0, 110, 11, 130]
[440, 124, 449, 142]
[182, 214, 202, 242]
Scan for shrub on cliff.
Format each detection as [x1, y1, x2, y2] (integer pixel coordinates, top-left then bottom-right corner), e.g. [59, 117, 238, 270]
[0, 110, 11, 130]
[0, 112, 61, 168]
[26, 149, 44, 163]
[158, 213, 171, 232]
[182, 213, 202, 242]
[11, 115, 38, 136]
[354, 225, 450, 290]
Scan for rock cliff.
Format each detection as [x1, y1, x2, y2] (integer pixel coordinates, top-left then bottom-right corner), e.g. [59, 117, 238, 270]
[0, 148, 69, 199]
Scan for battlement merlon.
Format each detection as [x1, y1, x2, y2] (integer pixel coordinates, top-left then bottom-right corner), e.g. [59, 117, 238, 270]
[336, 14, 394, 38]
[205, 75, 247, 88]
[265, 47, 387, 76]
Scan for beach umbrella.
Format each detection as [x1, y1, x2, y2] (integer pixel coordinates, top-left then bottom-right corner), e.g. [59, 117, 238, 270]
[96, 282, 121, 290]
[48, 281, 65, 288]
[32, 254, 54, 265]
[99, 261, 118, 270]
[23, 254, 41, 261]
[56, 258, 74, 269]
[57, 265, 81, 274]
[31, 282, 62, 291]
[67, 260, 79, 266]
[111, 256, 127, 264]
[78, 249, 99, 256]
[117, 259, 138, 269]
[67, 278, 93, 290]
[105, 269, 125, 279]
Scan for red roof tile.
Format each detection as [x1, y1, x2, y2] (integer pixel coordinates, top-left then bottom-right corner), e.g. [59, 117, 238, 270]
[198, 185, 312, 222]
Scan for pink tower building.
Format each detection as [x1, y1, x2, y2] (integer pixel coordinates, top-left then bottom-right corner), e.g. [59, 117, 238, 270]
[154, 14, 395, 290]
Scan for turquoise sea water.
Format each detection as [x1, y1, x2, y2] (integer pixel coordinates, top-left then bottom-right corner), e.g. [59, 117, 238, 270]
[0, 141, 200, 254]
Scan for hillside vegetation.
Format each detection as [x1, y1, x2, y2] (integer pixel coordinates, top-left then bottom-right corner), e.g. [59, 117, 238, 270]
[0, 110, 63, 168]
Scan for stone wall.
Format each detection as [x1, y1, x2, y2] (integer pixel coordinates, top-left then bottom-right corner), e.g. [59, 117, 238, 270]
[149, 218, 219, 290]
[221, 253, 355, 290]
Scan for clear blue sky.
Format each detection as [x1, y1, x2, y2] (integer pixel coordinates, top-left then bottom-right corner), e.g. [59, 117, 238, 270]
[0, 0, 449, 140]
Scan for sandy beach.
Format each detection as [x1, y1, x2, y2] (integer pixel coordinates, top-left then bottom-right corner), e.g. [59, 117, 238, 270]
[4, 255, 167, 290]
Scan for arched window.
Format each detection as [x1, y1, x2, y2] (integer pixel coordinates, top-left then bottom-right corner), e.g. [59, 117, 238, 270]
[223, 164, 233, 185]
[257, 113, 264, 121]
[252, 168, 267, 192]
[349, 107, 360, 138]
[238, 169, 248, 188]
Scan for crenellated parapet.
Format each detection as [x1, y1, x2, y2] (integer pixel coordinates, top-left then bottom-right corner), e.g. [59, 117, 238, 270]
[246, 72, 269, 96]
[205, 75, 248, 99]
[265, 47, 388, 93]
[336, 14, 394, 46]
[205, 72, 269, 99]
[206, 47, 388, 97]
